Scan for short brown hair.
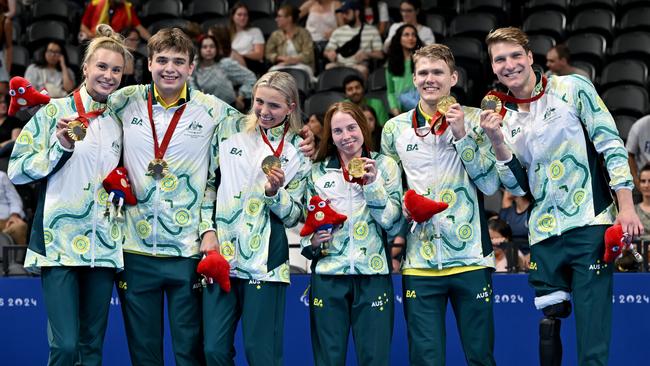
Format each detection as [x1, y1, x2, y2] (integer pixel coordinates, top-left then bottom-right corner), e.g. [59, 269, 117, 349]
[315, 102, 375, 162]
[147, 28, 195, 62]
[413, 44, 456, 73]
[485, 27, 530, 58]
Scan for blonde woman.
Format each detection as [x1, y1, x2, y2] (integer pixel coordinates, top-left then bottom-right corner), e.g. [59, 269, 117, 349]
[203, 71, 311, 366]
[9, 24, 131, 365]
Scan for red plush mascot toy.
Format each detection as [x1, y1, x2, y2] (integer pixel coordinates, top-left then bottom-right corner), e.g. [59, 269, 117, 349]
[603, 224, 642, 263]
[102, 167, 136, 222]
[404, 189, 448, 223]
[197, 250, 231, 292]
[300, 196, 347, 236]
[8, 76, 50, 117]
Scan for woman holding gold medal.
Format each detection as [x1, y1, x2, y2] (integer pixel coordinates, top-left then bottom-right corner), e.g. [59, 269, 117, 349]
[8, 24, 131, 365]
[202, 71, 310, 366]
[301, 101, 403, 366]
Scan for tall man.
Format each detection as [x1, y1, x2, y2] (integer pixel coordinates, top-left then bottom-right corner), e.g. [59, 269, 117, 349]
[481, 27, 643, 366]
[106, 27, 315, 365]
[381, 44, 499, 366]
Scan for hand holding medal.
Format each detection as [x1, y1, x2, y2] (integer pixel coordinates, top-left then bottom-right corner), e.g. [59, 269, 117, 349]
[439, 96, 467, 140]
[55, 115, 79, 149]
[260, 123, 290, 197]
[66, 89, 106, 142]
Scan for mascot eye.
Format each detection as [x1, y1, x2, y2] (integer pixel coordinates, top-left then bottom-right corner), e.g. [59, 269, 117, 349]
[318, 201, 326, 208]
[17, 87, 26, 94]
[8, 89, 15, 96]
[308, 204, 315, 211]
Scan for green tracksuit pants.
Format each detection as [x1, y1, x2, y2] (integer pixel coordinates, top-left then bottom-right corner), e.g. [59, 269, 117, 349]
[309, 274, 394, 366]
[402, 268, 496, 366]
[202, 277, 287, 366]
[116, 252, 203, 366]
[41, 266, 115, 366]
[529, 225, 613, 366]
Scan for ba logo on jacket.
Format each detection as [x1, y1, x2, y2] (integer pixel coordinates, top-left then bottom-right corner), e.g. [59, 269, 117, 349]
[130, 117, 143, 125]
[406, 144, 419, 151]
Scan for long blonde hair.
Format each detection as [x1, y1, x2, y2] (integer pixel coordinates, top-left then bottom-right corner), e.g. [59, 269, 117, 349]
[245, 71, 302, 133]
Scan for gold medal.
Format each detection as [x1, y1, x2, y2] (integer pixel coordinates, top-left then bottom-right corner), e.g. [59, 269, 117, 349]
[480, 95, 503, 114]
[261, 155, 282, 175]
[347, 157, 365, 179]
[67, 120, 87, 141]
[437, 95, 457, 114]
[147, 158, 169, 180]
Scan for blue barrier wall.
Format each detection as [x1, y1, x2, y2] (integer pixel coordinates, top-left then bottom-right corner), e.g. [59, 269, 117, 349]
[1, 274, 649, 365]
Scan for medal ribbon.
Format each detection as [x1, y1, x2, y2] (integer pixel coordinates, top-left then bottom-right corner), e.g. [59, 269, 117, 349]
[73, 89, 106, 127]
[412, 109, 446, 137]
[147, 89, 186, 161]
[485, 75, 548, 117]
[260, 121, 290, 158]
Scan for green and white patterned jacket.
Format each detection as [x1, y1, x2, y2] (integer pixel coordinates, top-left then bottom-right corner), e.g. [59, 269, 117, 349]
[107, 84, 244, 258]
[496, 74, 632, 245]
[381, 106, 499, 270]
[300, 151, 403, 275]
[9, 87, 124, 270]
[213, 119, 310, 283]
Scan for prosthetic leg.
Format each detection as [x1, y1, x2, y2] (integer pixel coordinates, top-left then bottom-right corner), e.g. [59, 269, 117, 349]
[539, 300, 571, 366]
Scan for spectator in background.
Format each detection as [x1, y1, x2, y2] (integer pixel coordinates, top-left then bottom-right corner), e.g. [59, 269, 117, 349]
[24, 41, 75, 98]
[324, 0, 384, 79]
[0, 170, 27, 245]
[545, 44, 590, 80]
[0, 0, 12, 97]
[343, 74, 388, 126]
[626, 114, 650, 192]
[120, 27, 149, 86]
[0, 94, 22, 156]
[488, 217, 529, 273]
[383, 0, 434, 53]
[386, 24, 423, 116]
[307, 113, 324, 150]
[189, 31, 255, 111]
[3, 0, 14, 19]
[635, 164, 650, 242]
[79, 0, 151, 42]
[301, 0, 342, 44]
[362, 0, 389, 38]
[229, 3, 266, 74]
[266, 4, 316, 81]
[499, 190, 532, 253]
[360, 104, 382, 149]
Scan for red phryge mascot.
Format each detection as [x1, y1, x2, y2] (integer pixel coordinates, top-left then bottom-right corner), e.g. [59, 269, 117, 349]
[197, 250, 231, 292]
[603, 224, 643, 263]
[8, 76, 50, 117]
[102, 167, 136, 223]
[403, 189, 448, 232]
[300, 196, 347, 236]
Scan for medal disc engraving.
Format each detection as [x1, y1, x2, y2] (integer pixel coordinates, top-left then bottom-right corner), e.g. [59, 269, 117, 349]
[348, 158, 365, 179]
[436, 95, 457, 114]
[148, 159, 169, 180]
[67, 120, 87, 141]
[261, 155, 282, 175]
[480, 95, 503, 113]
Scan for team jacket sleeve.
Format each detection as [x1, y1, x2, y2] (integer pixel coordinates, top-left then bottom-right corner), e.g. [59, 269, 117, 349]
[363, 155, 404, 236]
[8, 102, 73, 184]
[495, 156, 530, 196]
[573, 75, 633, 191]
